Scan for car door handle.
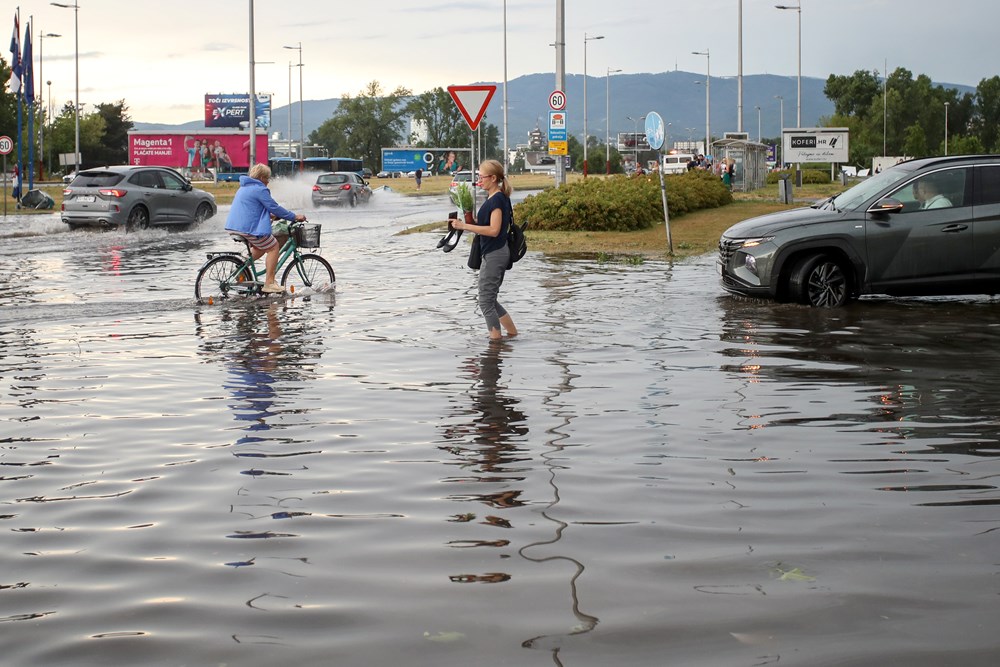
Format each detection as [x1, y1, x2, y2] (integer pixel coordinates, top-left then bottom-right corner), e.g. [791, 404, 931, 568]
[941, 224, 968, 233]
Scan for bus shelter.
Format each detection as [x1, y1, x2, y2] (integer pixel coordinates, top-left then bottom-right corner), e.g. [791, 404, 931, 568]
[710, 138, 768, 192]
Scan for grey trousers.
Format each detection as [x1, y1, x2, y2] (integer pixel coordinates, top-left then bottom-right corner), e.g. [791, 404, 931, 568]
[478, 245, 510, 332]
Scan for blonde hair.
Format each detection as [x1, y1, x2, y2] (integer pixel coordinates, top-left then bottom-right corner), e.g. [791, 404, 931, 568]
[248, 163, 271, 182]
[479, 159, 511, 197]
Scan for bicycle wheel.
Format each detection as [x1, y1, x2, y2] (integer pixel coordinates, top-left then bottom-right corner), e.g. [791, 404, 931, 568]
[282, 253, 335, 294]
[195, 256, 254, 303]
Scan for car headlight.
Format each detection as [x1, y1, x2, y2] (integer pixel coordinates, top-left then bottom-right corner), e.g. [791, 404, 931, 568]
[744, 254, 758, 275]
[739, 236, 774, 249]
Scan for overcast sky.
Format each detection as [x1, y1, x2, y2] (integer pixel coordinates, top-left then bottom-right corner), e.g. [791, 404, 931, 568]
[19, 0, 999, 126]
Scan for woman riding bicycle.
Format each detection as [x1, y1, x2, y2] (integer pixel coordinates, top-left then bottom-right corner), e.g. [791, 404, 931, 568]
[225, 163, 306, 294]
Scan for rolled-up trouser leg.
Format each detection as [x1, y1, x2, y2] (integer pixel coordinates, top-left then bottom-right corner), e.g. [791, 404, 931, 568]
[478, 245, 510, 333]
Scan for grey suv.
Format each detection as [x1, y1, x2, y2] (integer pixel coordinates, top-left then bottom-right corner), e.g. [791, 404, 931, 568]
[718, 155, 1000, 307]
[61, 165, 216, 231]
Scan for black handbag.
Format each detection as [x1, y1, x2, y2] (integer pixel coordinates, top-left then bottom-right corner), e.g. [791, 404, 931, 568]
[467, 234, 482, 270]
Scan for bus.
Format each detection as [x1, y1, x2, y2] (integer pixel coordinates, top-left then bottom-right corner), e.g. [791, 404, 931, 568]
[269, 156, 364, 178]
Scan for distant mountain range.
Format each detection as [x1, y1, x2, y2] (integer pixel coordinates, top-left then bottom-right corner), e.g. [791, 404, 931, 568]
[136, 71, 974, 148]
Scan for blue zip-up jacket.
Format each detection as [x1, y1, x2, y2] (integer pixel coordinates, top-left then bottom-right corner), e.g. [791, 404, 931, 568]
[224, 175, 297, 237]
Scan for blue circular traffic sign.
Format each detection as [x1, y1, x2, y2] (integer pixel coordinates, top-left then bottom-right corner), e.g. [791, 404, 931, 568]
[644, 113, 664, 151]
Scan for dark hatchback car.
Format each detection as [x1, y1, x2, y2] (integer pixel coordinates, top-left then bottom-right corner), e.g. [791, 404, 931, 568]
[61, 166, 216, 231]
[311, 171, 373, 207]
[718, 155, 1000, 307]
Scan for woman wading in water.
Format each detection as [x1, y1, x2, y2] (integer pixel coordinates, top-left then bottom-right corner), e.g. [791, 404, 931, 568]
[450, 159, 518, 341]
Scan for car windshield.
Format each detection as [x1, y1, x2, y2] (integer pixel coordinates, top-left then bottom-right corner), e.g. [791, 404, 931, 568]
[317, 175, 347, 185]
[818, 165, 915, 211]
[71, 171, 126, 187]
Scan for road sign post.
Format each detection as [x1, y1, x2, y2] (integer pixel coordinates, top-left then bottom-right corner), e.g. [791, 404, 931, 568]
[0, 135, 12, 218]
[644, 114, 673, 253]
[448, 85, 498, 213]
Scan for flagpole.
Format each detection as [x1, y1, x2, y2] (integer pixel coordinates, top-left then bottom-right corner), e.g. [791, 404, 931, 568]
[26, 17, 34, 191]
[14, 8, 23, 204]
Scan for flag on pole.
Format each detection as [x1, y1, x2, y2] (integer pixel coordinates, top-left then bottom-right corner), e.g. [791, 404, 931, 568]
[8, 12, 20, 95]
[22, 21, 32, 106]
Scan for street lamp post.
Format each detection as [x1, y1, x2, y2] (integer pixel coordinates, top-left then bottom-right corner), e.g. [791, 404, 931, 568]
[756, 105, 761, 142]
[692, 50, 710, 157]
[626, 114, 645, 170]
[775, 2, 801, 128]
[606, 67, 621, 175]
[51, 2, 79, 175]
[583, 33, 604, 177]
[287, 62, 294, 158]
[944, 101, 950, 155]
[775, 95, 784, 165]
[46, 80, 53, 174]
[39, 31, 62, 180]
[283, 42, 304, 166]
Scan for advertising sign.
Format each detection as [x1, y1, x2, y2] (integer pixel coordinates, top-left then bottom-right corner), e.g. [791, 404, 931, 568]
[548, 111, 567, 142]
[380, 148, 470, 174]
[204, 94, 272, 129]
[782, 127, 849, 163]
[617, 132, 651, 152]
[128, 131, 268, 171]
[381, 149, 431, 173]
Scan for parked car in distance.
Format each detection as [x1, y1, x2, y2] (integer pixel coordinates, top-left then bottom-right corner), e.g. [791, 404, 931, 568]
[718, 155, 1000, 307]
[376, 170, 402, 179]
[311, 171, 373, 207]
[361, 167, 373, 179]
[61, 165, 216, 231]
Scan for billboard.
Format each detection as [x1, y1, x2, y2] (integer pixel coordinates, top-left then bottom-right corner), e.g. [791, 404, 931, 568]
[617, 132, 651, 152]
[782, 128, 849, 163]
[380, 148, 471, 174]
[204, 94, 271, 129]
[128, 131, 269, 172]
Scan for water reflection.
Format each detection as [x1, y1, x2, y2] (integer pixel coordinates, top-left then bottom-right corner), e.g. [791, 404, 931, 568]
[717, 296, 1000, 506]
[441, 341, 527, 583]
[194, 301, 331, 546]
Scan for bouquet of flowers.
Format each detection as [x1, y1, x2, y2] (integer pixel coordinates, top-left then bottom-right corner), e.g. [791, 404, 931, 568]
[450, 183, 475, 223]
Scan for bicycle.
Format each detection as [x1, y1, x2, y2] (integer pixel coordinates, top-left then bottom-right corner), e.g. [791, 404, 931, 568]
[194, 220, 335, 303]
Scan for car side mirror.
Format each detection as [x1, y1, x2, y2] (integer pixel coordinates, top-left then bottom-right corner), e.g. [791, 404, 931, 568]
[868, 197, 904, 215]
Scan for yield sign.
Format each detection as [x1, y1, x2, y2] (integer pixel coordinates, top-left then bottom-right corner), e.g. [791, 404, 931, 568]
[447, 85, 497, 131]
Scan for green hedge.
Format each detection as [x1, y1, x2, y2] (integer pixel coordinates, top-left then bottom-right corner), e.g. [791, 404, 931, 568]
[514, 170, 733, 232]
[765, 169, 831, 185]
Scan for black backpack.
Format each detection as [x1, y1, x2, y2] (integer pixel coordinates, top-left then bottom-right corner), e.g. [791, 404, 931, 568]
[506, 202, 527, 268]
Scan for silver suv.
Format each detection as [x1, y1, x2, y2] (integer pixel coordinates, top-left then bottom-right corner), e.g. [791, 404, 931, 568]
[61, 165, 216, 231]
[718, 155, 1000, 307]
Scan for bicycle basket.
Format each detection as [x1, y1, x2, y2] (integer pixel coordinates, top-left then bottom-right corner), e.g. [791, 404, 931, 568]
[294, 223, 322, 248]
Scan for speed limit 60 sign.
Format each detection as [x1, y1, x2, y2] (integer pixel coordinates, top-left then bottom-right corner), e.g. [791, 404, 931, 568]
[548, 90, 566, 111]
[0, 135, 13, 155]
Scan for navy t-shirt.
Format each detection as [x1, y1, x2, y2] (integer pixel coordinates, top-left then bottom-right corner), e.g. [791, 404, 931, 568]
[475, 192, 511, 255]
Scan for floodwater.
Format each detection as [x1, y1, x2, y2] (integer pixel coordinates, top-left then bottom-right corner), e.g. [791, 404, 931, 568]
[1, 181, 998, 666]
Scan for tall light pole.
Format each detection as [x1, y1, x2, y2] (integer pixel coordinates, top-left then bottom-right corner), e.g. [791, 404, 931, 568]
[283, 42, 303, 166]
[503, 0, 508, 170]
[692, 50, 710, 157]
[51, 2, 79, 175]
[944, 101, 950, 156]
[287, 62, 293, 157]
[775, 95, 784, 165]
[46, 80, 53, 174]
[775, 1, 802, 128]
[39, 31, 62, 180]
[756, 105, 761, 142]
[583, 33, 604, 177]
[626, 114, 645, 170]
[606, 67, 621, 175]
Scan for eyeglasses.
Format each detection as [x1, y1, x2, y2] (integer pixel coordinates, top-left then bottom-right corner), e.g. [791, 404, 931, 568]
[477, 173, 494, 180]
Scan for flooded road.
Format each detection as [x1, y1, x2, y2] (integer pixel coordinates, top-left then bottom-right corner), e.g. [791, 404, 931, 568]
[1, 182, 998, 666]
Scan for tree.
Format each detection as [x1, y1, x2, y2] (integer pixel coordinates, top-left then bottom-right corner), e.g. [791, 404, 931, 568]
[407, 87, 467, 147]
[309, 81, 411, 171]
[90, 101, 133, 166]
[974, 76, 1000, 152]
